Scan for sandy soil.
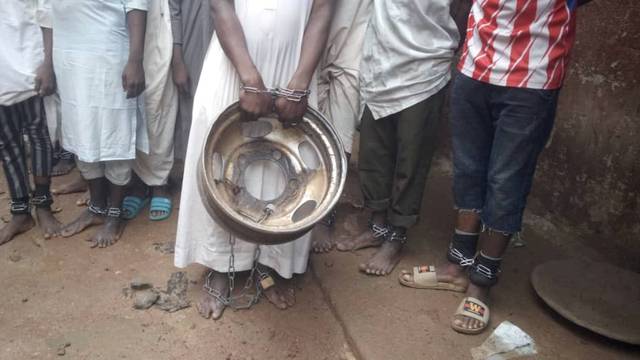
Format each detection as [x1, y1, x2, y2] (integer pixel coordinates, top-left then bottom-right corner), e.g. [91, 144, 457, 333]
[0, 163, 638, 360]
[0, 171, 351, 360]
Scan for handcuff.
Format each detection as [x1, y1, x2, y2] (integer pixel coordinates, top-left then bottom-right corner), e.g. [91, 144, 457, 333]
[241, 85, 310, 102]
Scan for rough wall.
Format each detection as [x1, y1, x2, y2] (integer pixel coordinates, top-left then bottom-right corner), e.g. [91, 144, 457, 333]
[531, 0, 640, 268]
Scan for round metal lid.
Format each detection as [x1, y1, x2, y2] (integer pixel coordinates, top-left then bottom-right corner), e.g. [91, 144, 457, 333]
[531, 258, 640, 345]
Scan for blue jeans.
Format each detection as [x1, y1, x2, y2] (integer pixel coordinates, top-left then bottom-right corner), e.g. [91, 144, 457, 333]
[450, 73, 559, 234]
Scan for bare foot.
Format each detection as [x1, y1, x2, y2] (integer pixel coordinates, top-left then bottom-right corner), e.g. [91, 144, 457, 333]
[35, 208, 62, 239]
[399, 262, 469, 291]
[76, 190, 90, 207]
[0, 214, 35, 246]
[51, 158, 76, 177]
[311, 223, 333, 253]
[197, 270, 228, 320]
[60, 209, 103, 238]
[52, 173, 87, 195]
[452, 283, 490, 332]
[258, 265, 296, 310]
[359, 241, 403, 276]
[337, 226, 386, 251]
[88, 217, 125, 248]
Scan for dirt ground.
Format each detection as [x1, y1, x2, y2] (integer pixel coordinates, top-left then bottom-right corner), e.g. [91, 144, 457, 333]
[0, 160, 639, 360]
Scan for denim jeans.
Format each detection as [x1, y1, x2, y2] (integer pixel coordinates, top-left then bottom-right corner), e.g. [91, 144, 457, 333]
[450, 72, 559, 234]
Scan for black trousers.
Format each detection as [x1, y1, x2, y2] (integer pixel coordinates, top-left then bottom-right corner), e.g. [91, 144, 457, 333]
[0, 96, 53, 214]
[358, 87, 446, 229]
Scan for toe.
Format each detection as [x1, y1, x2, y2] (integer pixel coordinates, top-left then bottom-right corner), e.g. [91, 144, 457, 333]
[466, 319, 474, 330]
[197, 302, 212, 319]
[453, 315, 464, 327]
[211, 304, 225, 320]
[284, 289, 295, 306]
[279, 297, 288, 309]
[384, 265, 394, 275]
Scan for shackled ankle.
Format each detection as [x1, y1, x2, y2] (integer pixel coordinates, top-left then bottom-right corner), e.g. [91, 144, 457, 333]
[386, 225, 407, 245]
[468, 251, 502, 287]
[447, 230, 479, 267]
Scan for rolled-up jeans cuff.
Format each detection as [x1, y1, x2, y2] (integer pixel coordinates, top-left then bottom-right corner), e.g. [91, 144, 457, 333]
[364, 198, 391, 212]
[454, 206, 482, 214]
[388, 212, 418, 229]
[480, 214, 519, 236]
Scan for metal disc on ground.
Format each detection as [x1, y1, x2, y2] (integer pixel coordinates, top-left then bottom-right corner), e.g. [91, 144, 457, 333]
[531, 258, 640, 345]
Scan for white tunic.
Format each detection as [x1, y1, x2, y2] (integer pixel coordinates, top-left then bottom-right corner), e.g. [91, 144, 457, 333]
[174, 0, 316, 279]
[133, 0, 179, 186]
[51, 0, 149, 163]
[0, 0, 43, 106]
[318, 0, 372, 153]
[360, 0, 459, 120]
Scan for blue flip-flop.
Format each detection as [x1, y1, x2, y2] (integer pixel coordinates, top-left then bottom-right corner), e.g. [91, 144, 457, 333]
[122, 196, 149, 220]
[149, 197, 172, 221]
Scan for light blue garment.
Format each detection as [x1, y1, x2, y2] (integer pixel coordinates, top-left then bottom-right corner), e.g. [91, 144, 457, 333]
[51, 0, 149, 162]
[359, 0, 459, 120]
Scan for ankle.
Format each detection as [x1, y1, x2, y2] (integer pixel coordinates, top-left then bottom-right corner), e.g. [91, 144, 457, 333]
[444, 262, 465, 275]
[11, 213, 33, 223]
[371, 211, 386, 224]
[467, 283, 489, 298]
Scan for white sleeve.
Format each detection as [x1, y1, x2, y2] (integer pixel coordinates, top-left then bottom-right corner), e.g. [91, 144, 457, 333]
[125, 0, 149, 12]
[36, 0, 52, 28]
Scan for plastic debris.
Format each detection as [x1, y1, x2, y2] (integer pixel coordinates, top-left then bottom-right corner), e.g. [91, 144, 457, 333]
[471, 321, 537, 360]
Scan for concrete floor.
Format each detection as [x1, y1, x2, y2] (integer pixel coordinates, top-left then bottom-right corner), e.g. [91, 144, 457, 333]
[0, 161, 638, 359]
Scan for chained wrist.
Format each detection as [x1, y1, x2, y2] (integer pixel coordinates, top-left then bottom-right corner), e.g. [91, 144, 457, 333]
[275, 87, 310, 103]
[240, 85, 271, 95]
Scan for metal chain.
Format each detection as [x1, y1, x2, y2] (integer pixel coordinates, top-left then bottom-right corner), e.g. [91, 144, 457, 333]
[241, 85, 310, 102]
[203, 233, 263, 310]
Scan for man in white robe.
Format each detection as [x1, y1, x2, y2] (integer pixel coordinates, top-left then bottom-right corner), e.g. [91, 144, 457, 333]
[45, 0, 149, 248]
[312, 0, 372, 253]
[174, 0, 334, 320]
[124, 0, 179, 222]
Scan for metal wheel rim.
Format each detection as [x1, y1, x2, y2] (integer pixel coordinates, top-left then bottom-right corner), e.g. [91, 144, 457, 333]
[198, 102, 347, 245]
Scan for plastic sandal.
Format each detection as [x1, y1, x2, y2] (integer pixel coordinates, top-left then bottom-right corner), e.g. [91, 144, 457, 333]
[451, 297, 490, 335]
[398, 265, 467, 292]
[149, 197, 172, 221]
[122, 196, 149, 220]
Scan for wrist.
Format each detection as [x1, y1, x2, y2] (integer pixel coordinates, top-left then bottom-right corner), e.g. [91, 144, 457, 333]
[287, 72, 311, 91]
[128, 53, 144, 64]
[172, 45, 185, 65]
[240, 69, 264, 89]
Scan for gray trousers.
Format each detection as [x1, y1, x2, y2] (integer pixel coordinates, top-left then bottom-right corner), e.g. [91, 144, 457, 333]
[358, 87, 446, 228]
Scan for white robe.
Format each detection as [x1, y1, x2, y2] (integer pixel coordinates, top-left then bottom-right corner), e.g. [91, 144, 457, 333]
[51, 0, 149, 163]
[174, 0, 316, 279]
[133, 0, 178, 186]
[318, 0, 372, 154]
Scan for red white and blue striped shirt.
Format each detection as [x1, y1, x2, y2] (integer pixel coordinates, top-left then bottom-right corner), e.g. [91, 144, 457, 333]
[458, 0, 578, 89]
